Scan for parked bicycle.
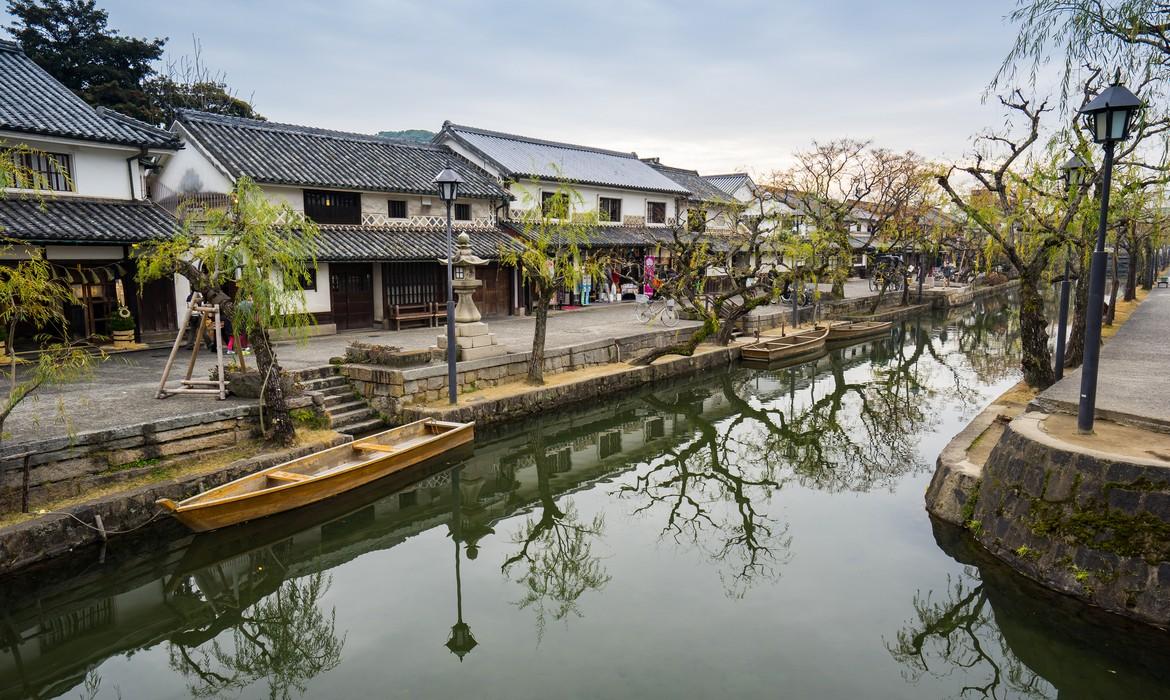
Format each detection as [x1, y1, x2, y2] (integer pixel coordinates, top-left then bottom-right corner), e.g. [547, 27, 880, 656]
[779, 283, 816, 307]
[635, 295, 679, 326]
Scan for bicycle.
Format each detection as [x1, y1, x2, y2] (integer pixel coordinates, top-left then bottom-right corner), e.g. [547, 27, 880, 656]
[635, 295, 679, 326]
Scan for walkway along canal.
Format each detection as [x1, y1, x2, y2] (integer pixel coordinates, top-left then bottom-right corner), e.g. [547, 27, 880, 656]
[4, 296, 1169, 699]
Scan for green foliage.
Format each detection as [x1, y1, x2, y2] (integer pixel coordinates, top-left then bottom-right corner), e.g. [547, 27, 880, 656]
[290, 407, 328, 430]
[6, 0, 165, 123]
[136, 177, 320, 339]
[377, 129, 435, 143]
[107, 310, 135, 332]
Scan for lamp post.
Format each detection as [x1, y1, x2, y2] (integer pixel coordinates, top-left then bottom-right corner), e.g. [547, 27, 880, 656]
[433, 163, 465, 405]
[1076, 82, 1142, 433]
[1055, 154, 1088, 380]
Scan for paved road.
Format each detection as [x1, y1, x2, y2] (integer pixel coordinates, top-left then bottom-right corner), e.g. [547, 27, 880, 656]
[0, 277, 878, 446]
[1039, 287, 1170, 427]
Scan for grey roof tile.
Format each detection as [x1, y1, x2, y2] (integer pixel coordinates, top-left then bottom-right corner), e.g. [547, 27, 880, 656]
[0, 41, 179, 149]
[502, 221, 677, 248]
[645, 160, 731, 202]
[0, 196, 177, 243]
[316, 224, 521, 261]
[176, 110, 509, 199]
[705, 173, 752, 197]
[441, 122, 690, 195]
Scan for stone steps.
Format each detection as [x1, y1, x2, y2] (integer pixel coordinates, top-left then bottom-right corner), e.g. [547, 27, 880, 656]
[297, 368, 385, 435]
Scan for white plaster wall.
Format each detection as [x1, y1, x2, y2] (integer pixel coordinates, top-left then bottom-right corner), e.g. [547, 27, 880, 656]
[435, 136, 504, 179]
[153, 125, 234, 196]
[1, 134, 141, 200]
[304, 261, 331, 313]
[508, 178, 679, 225]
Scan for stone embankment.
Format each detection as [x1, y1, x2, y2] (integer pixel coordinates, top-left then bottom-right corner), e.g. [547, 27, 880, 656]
[927, 287, 1170, 626]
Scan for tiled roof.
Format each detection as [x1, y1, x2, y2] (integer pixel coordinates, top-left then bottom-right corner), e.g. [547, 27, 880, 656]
[502, 221, 676, 248]
[644, 160, 730, 202]
[705, 173, 752, 198]
[0, 41, 179, 149]
[175, 110, 510, 200]
[0, 196, 177, 243]
[440, 122, 690, 195]
[315, 224, 521, 261]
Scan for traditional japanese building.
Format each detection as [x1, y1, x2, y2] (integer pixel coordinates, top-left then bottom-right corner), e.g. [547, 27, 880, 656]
[154, 111, 517, 333]
[0, 40, 182, 345]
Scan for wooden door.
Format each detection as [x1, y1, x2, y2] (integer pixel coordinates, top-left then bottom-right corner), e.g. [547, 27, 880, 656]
[476, 263, 511, 317]
[329, 263, 375, 330]
[133, 276, 178, 335]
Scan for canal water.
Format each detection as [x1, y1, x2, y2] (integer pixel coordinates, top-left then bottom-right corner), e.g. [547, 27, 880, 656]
[4, 297, 1170, 700]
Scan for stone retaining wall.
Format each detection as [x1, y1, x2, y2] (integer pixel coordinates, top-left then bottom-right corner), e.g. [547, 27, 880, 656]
[401, 346, 740, 427]
[0, 433, 349, 575]
[345, 327, 697, 419]
[0, 396, 316, 513]
[960, 413, 1170, 625]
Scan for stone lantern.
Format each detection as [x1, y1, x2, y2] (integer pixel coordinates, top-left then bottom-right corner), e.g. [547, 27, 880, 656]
[435, 231, 507, 361]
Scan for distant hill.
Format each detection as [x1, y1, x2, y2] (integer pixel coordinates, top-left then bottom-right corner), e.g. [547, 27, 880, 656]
[377, 129, 436, 143]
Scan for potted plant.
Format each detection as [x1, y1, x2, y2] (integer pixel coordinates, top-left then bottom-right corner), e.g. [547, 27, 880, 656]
[109, 306, 136, 348]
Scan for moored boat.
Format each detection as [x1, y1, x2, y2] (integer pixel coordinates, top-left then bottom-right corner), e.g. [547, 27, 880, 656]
[825, 320, 893, 342]
[158, 419, 474, 532]
[741, 326, 828, 362]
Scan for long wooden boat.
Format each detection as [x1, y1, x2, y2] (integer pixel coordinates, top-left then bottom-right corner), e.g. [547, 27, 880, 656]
[158, 419, 474, 533]
[826, 320, 893, 342]
[741, 326, 828, 362]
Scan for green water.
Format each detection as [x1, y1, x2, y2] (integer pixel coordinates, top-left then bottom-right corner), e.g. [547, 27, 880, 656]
[4, 299, 1170, 700]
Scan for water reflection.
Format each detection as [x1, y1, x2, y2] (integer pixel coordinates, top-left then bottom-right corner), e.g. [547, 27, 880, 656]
[889, 519, 1170, 699]
[7, 301, 1168, 700]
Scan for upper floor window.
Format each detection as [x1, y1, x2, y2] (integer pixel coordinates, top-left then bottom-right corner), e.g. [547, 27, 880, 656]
[304, 189, 360, 225]
[541, 191, 569, 219]
[388, 200, 407, 218]
[12, 151, 72, 191]
[647, 201, 666, 224]
[454, 203, 471, 221]
[599, 197, 622, 223]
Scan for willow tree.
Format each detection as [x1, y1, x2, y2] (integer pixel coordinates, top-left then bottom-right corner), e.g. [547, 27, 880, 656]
[137, 177, 319, 446]
[498, 181, 600, 385]
[0, 240, 93, 444]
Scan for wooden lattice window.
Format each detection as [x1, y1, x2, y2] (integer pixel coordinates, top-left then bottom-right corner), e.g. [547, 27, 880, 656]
[12, 151, 72, 191]
[599, 197, 622, 223]
[454, 203, 471, 221]
[388, 200, 407, 218]
[304, 190, 360, 225]
[647, 201, 666, 224]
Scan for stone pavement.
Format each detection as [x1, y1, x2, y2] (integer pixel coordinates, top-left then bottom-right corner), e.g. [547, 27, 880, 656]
[1037, 287, 1170, 429]
[0, 277, 878, 446]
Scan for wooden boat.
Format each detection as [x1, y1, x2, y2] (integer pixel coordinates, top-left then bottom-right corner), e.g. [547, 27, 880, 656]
[825, 320, 893, 342]
[158, 419, 474, 532]
[741, 326, 828, 362]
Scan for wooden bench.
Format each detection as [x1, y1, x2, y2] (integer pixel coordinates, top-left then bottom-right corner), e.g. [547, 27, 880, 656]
[1158, 276, 1169, 288]
[387, 303, 435, 331]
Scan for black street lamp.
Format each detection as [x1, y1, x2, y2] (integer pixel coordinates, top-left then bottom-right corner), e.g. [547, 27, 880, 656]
[433, 163, 465, 405]
[1076, 82, 1142, 433]
[1055, 154, 1088, 380]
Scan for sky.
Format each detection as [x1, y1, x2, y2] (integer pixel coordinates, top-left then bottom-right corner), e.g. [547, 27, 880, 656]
[7, 0, 1030, 175]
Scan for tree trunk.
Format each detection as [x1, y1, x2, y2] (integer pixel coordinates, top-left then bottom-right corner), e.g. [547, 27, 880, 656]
[1065, 254, 1089, 369]
[527, 292, 549, 385]
[251, 327, 296, 447]
[1124, 237, 1138, 302]
[633, 314, 715, 366]
[1142, 238, 1154, 291]
[1017, 270, 1055, 388]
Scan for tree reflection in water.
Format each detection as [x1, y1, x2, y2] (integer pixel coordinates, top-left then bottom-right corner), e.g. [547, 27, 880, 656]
[167, 570, 344, 700]
[887, 573, 1051, 700]
[502, 433, 611, 640]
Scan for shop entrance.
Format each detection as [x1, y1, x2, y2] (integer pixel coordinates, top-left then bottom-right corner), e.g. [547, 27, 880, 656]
[330, 263, 375, 330]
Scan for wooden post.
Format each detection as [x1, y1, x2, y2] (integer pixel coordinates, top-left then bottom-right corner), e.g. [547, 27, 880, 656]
[20, 453, 30, 514]
[183, 316, 206, 382]
[213, 304, 227, 400]
[157, 295, 197, 399]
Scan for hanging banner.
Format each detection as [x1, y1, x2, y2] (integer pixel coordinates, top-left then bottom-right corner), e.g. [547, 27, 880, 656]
[643, 254, 656, 294]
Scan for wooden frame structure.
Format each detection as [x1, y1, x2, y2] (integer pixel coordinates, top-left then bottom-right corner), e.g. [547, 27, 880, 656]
[156, 293, 227, 400]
